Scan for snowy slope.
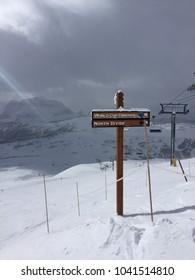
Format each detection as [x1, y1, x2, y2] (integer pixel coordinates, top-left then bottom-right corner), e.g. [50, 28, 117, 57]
[0, 158, 195, 259]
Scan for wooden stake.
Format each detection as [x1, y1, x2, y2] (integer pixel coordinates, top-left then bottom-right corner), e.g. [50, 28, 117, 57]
[105, 174, 107, 200]
[178, 160, 188, 182]
[144, 121, 154, 223]
[43, 174, 50, 234]
[188, 160, 191, 176]
[145, 169, 148, 188]
[76, 182, 80, 216]
[116, 91, 124, 215]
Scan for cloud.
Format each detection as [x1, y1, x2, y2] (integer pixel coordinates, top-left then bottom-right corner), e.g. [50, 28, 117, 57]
[0, 0, 195, 120]
[0, 0, 112, 43]
[43, 0, 112, 15]
[0, 0, 45, 43]
[77, 79, 106, 88]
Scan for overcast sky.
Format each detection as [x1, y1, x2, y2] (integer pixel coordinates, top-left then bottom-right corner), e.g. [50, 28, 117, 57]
[0, 0, 195, 120]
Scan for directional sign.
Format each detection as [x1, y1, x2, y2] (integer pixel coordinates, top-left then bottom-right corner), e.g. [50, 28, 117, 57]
[92, 110, 150, 119]
[91, 110, 150, 127]
[92, 119, 150, 127]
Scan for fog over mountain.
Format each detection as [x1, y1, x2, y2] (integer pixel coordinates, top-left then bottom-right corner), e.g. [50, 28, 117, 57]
[0, 96, 76, 122]
[0, 97, 194, 174]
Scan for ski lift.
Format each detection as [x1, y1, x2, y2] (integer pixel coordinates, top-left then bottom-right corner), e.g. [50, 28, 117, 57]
[150, 116, 162, 133]
[150, 125, 162, 133]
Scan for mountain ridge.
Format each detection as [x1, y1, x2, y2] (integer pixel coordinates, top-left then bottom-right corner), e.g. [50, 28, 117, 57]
[0, 98, 194, 174]
[0, 96, 78, 123]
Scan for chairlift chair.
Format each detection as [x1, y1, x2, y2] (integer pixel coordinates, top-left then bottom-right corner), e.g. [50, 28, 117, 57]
[150, 125, 162, 133]
[149, 115, 162, 133]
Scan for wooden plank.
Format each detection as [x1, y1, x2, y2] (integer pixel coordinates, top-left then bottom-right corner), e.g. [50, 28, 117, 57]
[92, 110, 150, 120]
[92, 118, 150, 127]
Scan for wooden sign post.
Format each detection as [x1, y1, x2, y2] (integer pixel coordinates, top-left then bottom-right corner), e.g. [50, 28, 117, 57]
[116, 91, 124, 215]
[91, 91, 150, 215]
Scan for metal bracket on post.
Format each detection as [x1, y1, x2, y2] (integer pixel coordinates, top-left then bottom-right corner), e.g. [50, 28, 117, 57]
[159, 103, 189, 166]
[171, 112, 176, 166]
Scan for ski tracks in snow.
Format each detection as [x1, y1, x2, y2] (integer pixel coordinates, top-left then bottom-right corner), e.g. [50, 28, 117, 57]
[97, 217, 145, 259]
[83, 216, 195, 260]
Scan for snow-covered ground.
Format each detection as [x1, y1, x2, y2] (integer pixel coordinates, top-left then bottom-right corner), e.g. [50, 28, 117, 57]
[0, 158, 195, 260]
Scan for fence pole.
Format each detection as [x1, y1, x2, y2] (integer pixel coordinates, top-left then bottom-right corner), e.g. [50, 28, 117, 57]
[76, 182, 80, 216]
[43, 174, 50, 234]
[188, 160, 191, 176]
[105, 174, 107, 200]
[178, 160, 188, 182]
[144, 121, 154, 223]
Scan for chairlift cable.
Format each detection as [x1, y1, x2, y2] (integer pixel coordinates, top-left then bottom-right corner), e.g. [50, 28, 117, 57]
[176, 95, 195, 103]
[188, 105, 195, 110]
[145, 85, 192, 128]
[170, 87, 188, 103]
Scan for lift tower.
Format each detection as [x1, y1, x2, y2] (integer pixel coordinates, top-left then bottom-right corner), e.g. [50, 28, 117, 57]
[159, 103, 189, 166]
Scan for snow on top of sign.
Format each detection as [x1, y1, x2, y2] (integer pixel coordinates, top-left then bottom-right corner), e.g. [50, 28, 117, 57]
[91, 108, 150, 112]
[127, 107, 150, 112]
[113, 90, 123, 105]
[114, 93, 117, 105]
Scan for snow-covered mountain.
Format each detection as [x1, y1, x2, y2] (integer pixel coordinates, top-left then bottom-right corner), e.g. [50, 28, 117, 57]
[0, 97, 195, 174]
[0, 96, 76, 123]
